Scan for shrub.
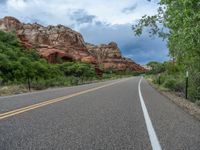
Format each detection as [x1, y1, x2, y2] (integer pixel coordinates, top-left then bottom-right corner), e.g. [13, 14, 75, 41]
[153, 74, 165, 85]
[173, 80, 185, 93]
[163, 78, 176, 90]
[195, 100, 200, 107]
[31, 79, 48, 90]
[161, 76, 185, 92]
[188, 71, 200, 102]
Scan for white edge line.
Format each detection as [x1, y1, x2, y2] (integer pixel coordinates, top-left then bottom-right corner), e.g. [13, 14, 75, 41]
[138, 77, 162, 150]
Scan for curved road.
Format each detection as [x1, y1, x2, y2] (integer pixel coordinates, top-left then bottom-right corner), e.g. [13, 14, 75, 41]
[0, 77, 200, 150]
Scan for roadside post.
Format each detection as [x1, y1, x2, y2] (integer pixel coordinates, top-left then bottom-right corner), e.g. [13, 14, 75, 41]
[158, 74, 161, 85]
[185, 71, 189, 99]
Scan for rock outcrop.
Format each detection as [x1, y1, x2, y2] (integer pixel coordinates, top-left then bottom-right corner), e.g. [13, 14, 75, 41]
[0, 16, 145, 72]
[86, 42, 145, 71]
[0, 16, 95, 63]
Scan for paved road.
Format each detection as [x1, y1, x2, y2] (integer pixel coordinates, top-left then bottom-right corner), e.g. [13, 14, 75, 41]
[0, 77, 200, 150]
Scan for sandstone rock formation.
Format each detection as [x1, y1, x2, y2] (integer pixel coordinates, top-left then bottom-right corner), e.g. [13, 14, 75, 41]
[0, 16, 145, 72]
[0, 16, 95, 63]
[86, 42, 145, 71]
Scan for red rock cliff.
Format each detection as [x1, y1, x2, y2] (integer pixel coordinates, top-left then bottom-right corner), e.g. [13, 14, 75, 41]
[86, 42, 145, 71]
[0, 16, 95, 63]
[0, 16, 145, 72]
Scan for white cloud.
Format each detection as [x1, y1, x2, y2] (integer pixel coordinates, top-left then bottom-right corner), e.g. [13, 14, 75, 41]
[7, 0, 27, 10]
[1, 0, 160, 26]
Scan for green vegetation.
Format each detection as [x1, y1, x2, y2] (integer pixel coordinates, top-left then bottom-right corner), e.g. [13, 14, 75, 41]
[102, 69, 141, 79]
[0, 31, 97, 90]
[133, 1, 200, 103]
[0, 31, 136, 94]
[146, 61, 185, 92]
[146, 60, 199, 102]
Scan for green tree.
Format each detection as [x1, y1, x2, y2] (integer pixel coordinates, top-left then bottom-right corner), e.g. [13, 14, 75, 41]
[133, 0, 200, 101]
[147, 61, 165, 74]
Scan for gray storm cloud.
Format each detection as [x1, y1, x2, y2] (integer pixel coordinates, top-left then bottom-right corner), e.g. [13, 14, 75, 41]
[70, 9, 96, 25]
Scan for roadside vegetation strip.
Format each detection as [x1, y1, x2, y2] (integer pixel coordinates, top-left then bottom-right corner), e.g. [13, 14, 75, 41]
[138, 77, 162, 150]
[0, 78, 129, 120]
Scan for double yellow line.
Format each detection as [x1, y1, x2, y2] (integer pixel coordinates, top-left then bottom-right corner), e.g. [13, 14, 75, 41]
[0, 79, 127, 120]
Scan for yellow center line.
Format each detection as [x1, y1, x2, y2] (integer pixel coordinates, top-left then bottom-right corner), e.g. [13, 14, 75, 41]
[0, 78, 129, 120]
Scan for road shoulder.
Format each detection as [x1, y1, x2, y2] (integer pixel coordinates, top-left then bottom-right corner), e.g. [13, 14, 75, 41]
[147, 79, 200, 121]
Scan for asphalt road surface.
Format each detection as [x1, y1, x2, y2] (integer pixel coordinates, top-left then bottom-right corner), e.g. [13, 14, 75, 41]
[0, 77, 200, 150]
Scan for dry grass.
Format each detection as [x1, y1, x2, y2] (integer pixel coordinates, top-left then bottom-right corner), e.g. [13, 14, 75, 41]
[0, 85, 29, 96]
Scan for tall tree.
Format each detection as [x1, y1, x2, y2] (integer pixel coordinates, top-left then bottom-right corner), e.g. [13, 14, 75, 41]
[133, 0, 200, 100]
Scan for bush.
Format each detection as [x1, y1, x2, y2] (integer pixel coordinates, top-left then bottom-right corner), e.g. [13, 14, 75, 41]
[173, 80, 185, 93]
[153, 74, 165, 85]
[163, 78, 176, 90]
[31, 79, 48, 90]
[161, 76, 184, 92]
[195, 100, 200, 107]
[60, 62, 96, 78]
[151, 73, 185, 93]
[188, 71, 200, 101]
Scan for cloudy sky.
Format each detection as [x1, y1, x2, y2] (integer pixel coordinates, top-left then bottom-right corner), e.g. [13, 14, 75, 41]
[0, 0, 169, 64]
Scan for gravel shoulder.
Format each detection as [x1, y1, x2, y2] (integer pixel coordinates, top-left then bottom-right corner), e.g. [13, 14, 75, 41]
[147, 79, 200, 121]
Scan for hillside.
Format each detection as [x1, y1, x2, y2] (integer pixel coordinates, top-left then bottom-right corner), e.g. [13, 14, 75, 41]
[0, 16, 145, 72]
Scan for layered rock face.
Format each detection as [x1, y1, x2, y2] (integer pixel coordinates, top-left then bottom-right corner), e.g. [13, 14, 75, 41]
[0, 16, 95, 63]
[0, 16, 145, 72]
[86, 42, 145, 71]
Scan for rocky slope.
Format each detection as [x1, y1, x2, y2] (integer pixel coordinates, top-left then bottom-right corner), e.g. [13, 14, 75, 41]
[0, 16, 145, 72]
[86, 42, 144, 71]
